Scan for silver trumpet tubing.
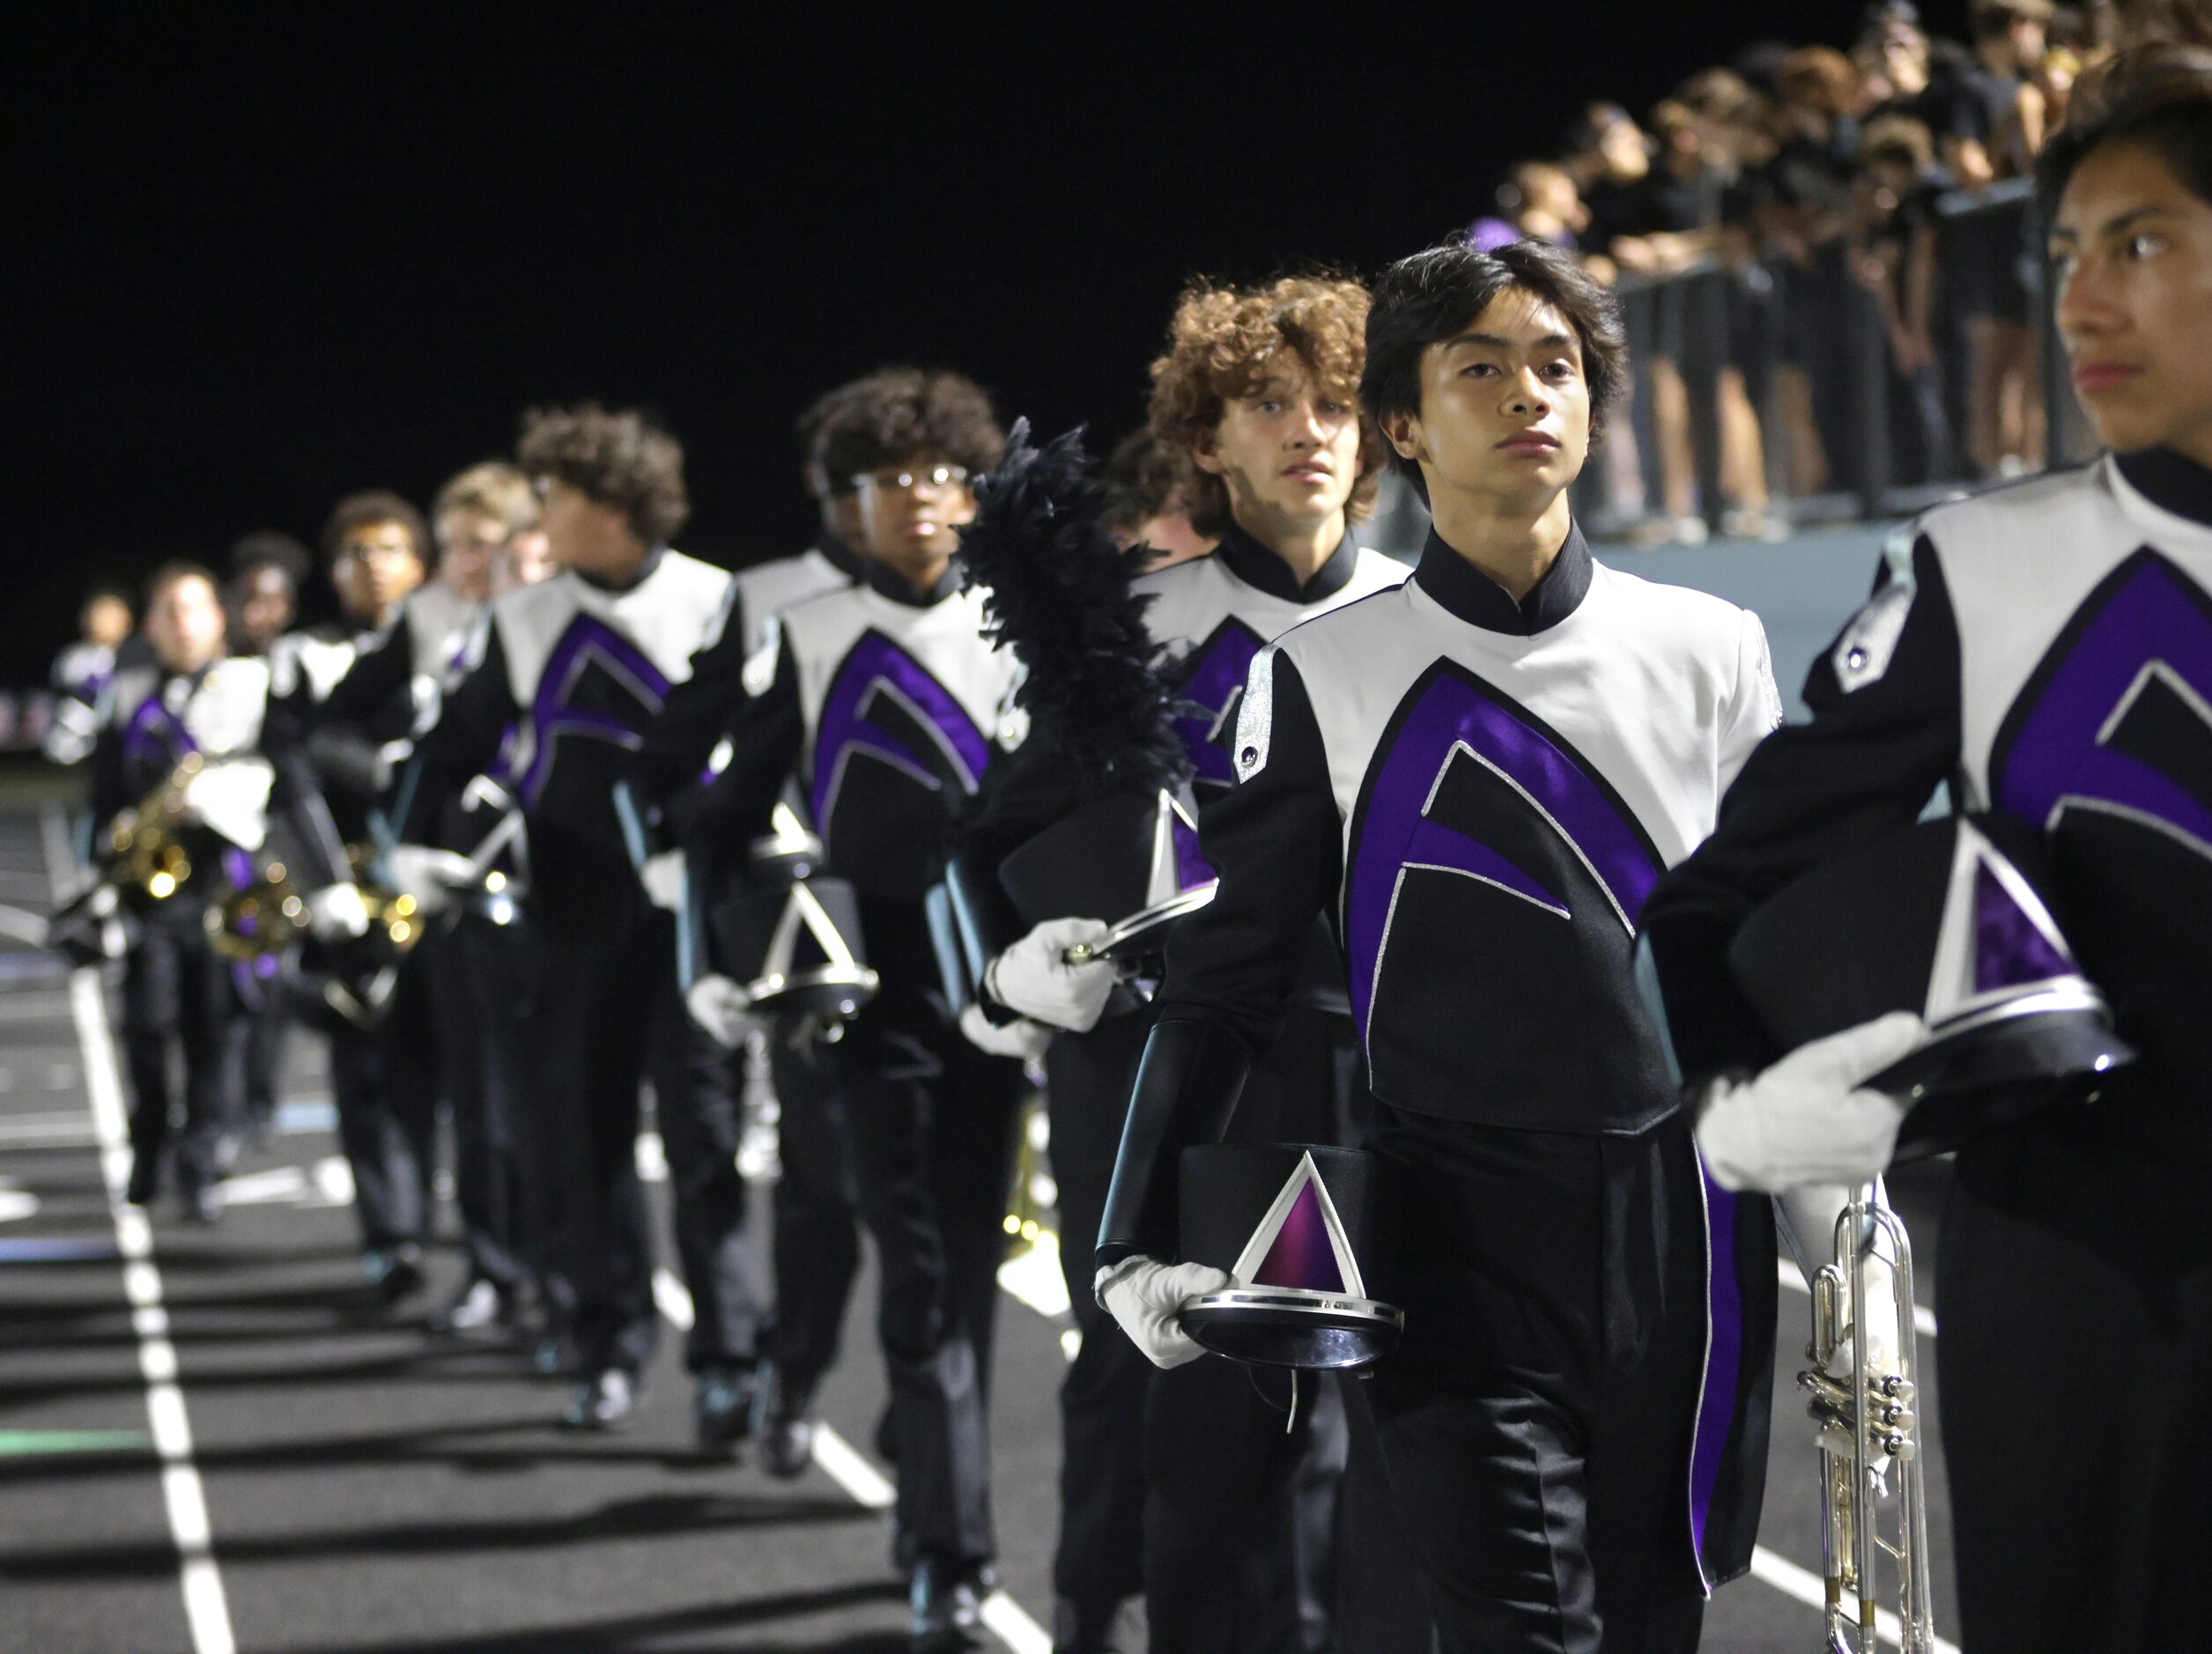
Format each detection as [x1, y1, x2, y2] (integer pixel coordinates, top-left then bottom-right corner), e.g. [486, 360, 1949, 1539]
[1799, 1186, 1937, 1653]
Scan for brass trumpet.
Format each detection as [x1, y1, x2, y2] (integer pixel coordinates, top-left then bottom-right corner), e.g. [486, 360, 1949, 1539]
[1799, 1185, 1937, 1653]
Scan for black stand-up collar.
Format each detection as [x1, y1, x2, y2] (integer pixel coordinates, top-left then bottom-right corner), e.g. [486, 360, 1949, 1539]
[859, 554, 963, 609]
[2116, 447, 2212, 527]
[1414, 521, 1593, 635]
[1212, 521, 1358, 604]
[577, 543, 667, 594]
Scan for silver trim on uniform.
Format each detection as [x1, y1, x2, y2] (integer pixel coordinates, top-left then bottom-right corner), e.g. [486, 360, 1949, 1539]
[1232, 647, 1276, 781]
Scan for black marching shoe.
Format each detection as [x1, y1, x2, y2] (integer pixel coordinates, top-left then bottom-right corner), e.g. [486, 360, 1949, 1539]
[751, 1361, 817, 1480]
[908, 1557, 986, 1650]
[560, 1368, 639, 1432]
[360, 1244, 425, 1305]
[693, 1367, 757, 1459]
[178, 1178, 224, 1226]
[124, 1155, 159, 1208]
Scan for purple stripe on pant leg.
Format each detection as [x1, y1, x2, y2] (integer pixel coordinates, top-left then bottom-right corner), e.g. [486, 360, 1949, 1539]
[1688, 1165, 1742, 1576]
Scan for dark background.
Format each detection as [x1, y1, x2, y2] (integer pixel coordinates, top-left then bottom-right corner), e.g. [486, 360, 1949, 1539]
[2, 0, 1962, 682]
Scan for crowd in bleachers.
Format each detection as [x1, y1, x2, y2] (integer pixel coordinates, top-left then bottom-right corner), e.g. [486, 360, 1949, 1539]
[1476, 0, 2135, 542]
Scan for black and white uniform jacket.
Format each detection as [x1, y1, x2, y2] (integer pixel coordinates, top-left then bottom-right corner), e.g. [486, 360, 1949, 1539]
[1644, 449, 2212, 1267]
[1106, 524, 1781, 1587]
[90, 656, 277, 885]
[266, 586, 480, 832]
[403, 550, 734, 924]
[663, 560, 1022, 978]
[632, 537, 862, 797]
[957, 526, 1404, 1008]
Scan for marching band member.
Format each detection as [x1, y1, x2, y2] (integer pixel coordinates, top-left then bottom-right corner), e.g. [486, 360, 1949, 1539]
[951, 277, 1404, 1654]
[632, 377, 880, 1478]
[1639, 48, 2212, 1652]
[92, 564, 271, 1222]
[266, 491, 440, 1303]
[633, 369, 1023, 1646]
[1096, 240, 1787, 1651]
[397, 405, 766, 1444]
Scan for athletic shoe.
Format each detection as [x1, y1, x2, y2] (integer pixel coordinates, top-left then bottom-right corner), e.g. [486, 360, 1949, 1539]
[361, 1244, 425, 1305]
[429, 1277, 503, 1337]
[559, 1368, 639, 1432]
[179, 1179, 224, 1226]
[693, 1367, 757, 1458]
[908, 1558, 986, 1650]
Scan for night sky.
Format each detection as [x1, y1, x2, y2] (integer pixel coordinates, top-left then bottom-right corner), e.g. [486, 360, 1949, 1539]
[3, 0, 1950, 682]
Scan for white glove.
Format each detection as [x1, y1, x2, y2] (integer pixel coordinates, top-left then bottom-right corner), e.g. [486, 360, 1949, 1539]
[639, 849, 685, 912]
[305, 882, 373, 941]
[382, 844, 477, 916]
[1778, 1183, 1905, 1380]
[958, 1002, 1053, 1062]
[1697, 1013, 1927, 1193]
[181, 759, 274, 851]
[983, 917, 1117, 1032]
[685, 973, 760, 1048]
[1096, 1257, 1234, 1370]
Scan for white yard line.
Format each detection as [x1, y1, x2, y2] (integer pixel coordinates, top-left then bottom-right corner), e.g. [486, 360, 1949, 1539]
[651, 1266, 1051, 1653]
[1776, 1259, 1939, 1340]
[1749, 1544, 1960, 1654]
[42, 806, 237, 1654]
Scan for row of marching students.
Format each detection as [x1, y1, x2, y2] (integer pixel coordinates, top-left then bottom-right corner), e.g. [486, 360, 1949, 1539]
[75, 50, 2212, 1653]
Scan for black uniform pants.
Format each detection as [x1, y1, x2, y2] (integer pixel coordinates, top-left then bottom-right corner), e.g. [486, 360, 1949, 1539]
[765, 1033, 862, 1393]
[828, 978, 1024, 1569]
[1042, 1015, 1154, 1616]
[1138, 1004, 1359, 1654]
[432, 916, 534, 1291]
[1367, 1107, 1707, 1654]
[122, 901, 243, 1190]
[234, 964, 289, 1129]
[326, 952, 439, 1255]
[1042, 1006, 1357, 1648]
[532, 896, 764, 1378]
[1939, 1151, 2212, 1653]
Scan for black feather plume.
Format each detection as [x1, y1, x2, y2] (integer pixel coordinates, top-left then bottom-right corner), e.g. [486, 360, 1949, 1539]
[959, 420, 1191, 798]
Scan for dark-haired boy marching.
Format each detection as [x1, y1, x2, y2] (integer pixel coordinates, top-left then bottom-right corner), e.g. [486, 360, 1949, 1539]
[1641, 47, 2212, 1652]
[630, 370, 1025, 1647]
[1097, 240, 1787, 1651]
[394, 405, 766, 1442]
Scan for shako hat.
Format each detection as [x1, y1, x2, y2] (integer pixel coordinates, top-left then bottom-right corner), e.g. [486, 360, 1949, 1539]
[1175, 1143, 1403, 1370]
[1727, 811, 2133, 1160]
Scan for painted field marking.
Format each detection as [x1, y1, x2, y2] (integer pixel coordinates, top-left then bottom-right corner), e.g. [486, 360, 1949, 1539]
[44, 805, 236, 1654]
[651, 1266, 1050, 1653]
[1749, 1544, 1960, 1654]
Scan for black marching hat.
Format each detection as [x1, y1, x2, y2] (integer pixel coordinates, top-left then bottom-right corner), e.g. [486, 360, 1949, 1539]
[997, 787, 1216, 966]
[1175, 1143, 1403, 1371]
[1727, 811, 2133, 1160]
[704, 803, 877, 1022]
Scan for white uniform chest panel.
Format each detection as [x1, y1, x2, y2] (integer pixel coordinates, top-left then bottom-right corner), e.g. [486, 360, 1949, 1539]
[1136, 547, 1408, 663]
[729, 550, 851, 658]
[119, 661, 270, 757]
[495, 553, 733, 705]
[781, 584, 1018, 786]
[1280, 567, 1750, 877]
[1932, 460, 2212, 817]
[183, 659, 271, 755]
